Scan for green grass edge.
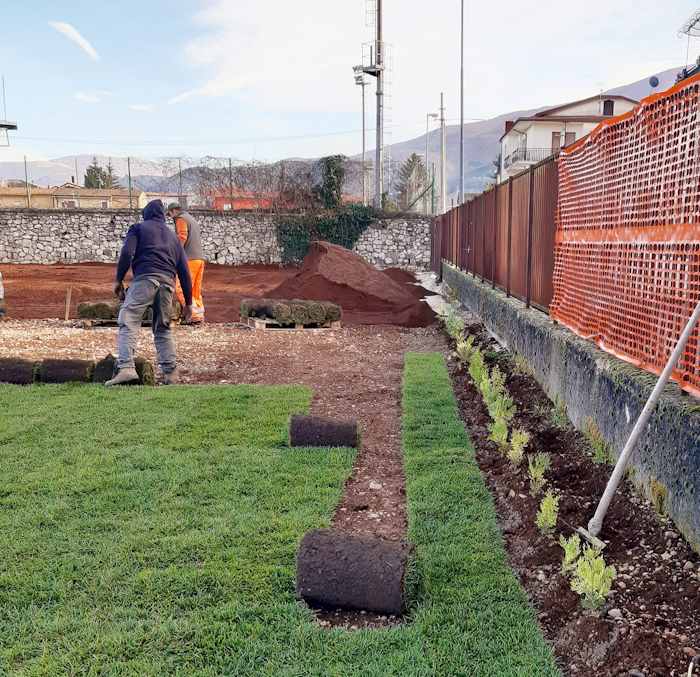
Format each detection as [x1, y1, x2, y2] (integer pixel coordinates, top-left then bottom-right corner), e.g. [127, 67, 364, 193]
[402, 352, 560, 676]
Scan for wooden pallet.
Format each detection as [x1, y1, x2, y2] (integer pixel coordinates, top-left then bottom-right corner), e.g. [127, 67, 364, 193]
[245, 317, 342, 331]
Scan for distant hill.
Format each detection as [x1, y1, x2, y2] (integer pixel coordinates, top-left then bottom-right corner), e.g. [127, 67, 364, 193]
[0, 67, 682, 199]
[375, 66, 681, 197]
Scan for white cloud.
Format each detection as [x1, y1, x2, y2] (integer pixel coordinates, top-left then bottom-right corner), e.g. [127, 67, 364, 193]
[49, 21, 100, 62]
[129, 104, 155, 113]
[169, 0, 691, 147]
[75, 90, 112, 104]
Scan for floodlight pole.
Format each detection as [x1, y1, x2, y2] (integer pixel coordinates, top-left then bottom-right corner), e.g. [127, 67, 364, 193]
[374, 0, 384, 209]
[24, 155, 31, 208]
[459, 0, 465, 204]
[440, 93, 447, 214]
[127, 156, 133, 210]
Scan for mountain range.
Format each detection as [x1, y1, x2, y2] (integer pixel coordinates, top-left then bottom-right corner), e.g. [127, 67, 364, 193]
[0, 67, 682, 198]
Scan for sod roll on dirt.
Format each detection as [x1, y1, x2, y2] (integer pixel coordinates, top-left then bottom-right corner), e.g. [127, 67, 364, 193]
[93, 354, 156, 386]
[37, 359, 95, 383]
[77, 301, 121, 321]
[0, 358, 38, 385]
[240, 298, 342, 326]
[289, 415, 359, 448]
[296, 529, 411, 615]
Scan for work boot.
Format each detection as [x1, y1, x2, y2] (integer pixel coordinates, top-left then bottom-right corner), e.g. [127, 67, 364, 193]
[105, 368, 139, 386]
[162, 368, 179, 385]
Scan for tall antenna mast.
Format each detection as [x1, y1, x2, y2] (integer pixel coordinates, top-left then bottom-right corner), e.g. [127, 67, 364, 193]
[374, 0, 384, 209]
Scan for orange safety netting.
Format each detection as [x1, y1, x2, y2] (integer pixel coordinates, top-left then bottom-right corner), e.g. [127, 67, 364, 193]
[551, 73, 700, 397]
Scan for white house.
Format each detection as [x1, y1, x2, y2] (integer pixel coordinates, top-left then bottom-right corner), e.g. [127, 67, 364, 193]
[498, 94, 639, 182]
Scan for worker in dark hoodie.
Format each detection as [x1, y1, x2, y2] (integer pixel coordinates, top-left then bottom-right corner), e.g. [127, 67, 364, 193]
[106, 199, 193, 386]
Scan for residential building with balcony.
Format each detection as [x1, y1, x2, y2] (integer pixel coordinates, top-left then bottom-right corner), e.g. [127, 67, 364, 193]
[498, 94, 639, 182]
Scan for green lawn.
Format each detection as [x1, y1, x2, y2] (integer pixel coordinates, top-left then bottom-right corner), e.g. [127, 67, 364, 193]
[0, 361, 558, 676]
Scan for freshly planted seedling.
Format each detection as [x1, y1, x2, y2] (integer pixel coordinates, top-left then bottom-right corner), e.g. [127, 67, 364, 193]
[570, 546, 616, 610]
[550, 397, 569, 429]
[528, 452, 551, 496]
[536, 490, 559, 536]
[512, 354, 533, 377]
[559, 533, 582, 574]
[584, 418, 613, 465]
[444, 309, 465, 341]
[455, 335, 476, 365]
[507, 428, 530, 468]
[468, 350, 488, 389]
[488, 418, 510, 454]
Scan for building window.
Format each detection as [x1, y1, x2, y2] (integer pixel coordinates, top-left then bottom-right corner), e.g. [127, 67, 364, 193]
[551, 132, 561, 153]
[62, 200, 76, 209]
[101, 200, 108, 208]
[564, 132, 576, 147]
[603, 99, 615, 116]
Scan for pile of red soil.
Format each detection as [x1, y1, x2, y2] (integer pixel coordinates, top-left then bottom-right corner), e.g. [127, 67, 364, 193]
[267, 241, 435, 327]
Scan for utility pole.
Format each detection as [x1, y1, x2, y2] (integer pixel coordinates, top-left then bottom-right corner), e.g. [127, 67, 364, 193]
[459, 0, 465, 204]
[374, 0, 384, 209]
[440, 92, 447, 214]
[178, 158, 183, 204]
[23, 155, 31, 208]
[425, 112, 438, 215]
[228, 157, 234, 210]
[127, 157, 133, 210]
[74, 158, 79, 186]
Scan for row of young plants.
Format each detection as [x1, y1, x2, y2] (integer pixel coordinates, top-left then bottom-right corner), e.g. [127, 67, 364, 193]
[444, 309, 617, 611]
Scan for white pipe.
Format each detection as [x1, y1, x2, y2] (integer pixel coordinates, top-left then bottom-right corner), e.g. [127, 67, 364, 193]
[587, 298, 700, 537]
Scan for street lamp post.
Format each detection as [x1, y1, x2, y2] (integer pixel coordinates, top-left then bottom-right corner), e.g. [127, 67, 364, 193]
[355, 73, 368, 206]
[425, 112, 438, 215]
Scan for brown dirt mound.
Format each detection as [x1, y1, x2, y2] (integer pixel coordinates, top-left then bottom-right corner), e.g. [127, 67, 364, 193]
[267, 242, 435, 327]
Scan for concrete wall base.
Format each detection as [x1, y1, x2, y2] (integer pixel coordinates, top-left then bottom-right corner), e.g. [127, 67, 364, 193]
[443, 262, 700, 552]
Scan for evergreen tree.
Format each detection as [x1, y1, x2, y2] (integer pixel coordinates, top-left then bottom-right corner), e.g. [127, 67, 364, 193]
[397, 153, 427, 211]
[84, 157, 104, 188]
[103, 159, 118, 189]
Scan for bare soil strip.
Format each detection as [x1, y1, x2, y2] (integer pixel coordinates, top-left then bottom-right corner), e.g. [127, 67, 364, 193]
[448, 318, 700, 676]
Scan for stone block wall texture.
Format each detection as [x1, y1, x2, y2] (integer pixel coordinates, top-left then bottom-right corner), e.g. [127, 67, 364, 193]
[0, 209, 432, 270]
[443, 263, 700, 552]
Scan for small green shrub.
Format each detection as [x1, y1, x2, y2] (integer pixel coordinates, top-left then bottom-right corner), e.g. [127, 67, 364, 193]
[488, 418, 510, 453]
[550, 397, 569, 429]
[444, 309, 465, 341]
[536, 490, 559, 535]
[468, 350, 488, 389]
[584, 418, 613, 465]
[455, 335, 476, 365]
[512, 354, 533, 377]
[443, 284, 459, 305]
[570, 546, 616, 610]
[528, 452, 551, 496]
[559, 533, 581, 574]
[508, 428, 530, 468]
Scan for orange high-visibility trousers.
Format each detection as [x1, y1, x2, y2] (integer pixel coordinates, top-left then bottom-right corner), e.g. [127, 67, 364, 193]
[176, 259, 205, 322]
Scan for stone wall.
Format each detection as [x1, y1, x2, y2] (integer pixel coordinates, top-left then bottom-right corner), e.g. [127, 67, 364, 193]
[0, 208, 432, 269]
[443, 262, 700, 552]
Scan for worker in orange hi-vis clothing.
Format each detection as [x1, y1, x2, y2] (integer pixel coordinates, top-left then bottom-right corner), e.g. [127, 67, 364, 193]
[167, 203, 206, 324]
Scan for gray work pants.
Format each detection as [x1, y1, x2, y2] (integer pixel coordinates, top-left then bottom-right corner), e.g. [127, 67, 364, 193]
[116, 276, 176, 374]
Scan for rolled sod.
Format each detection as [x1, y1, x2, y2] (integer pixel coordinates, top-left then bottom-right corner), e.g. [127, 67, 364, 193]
[0, 358, 37, 385]
[296, 529, 411, 615]
[289, 415, 359, 448]
[241, 298, 342, 325]
[77, 301, 120, 321]
[37, 359, 95, 384]
[93, 354, 155, 386]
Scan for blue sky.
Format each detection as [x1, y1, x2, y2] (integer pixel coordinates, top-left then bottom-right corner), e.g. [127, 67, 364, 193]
[1, 0, 698, 162]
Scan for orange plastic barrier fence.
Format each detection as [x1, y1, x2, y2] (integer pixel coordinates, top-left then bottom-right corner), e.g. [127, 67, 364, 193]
[551, 73, 700, 397]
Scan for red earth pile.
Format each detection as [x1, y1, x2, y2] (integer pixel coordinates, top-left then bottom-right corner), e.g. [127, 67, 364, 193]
[267, 241, 435, 327]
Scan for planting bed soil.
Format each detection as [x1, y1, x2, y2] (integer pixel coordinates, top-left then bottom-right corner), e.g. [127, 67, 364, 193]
[0, 258, 434, 327]
[447, 317, 700, 676]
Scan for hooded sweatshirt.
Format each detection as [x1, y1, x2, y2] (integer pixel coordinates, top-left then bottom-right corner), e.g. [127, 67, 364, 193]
[116, 200, 193, 305]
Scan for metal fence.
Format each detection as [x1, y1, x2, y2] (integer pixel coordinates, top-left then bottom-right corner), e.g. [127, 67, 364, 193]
[431, 155, 558, 310]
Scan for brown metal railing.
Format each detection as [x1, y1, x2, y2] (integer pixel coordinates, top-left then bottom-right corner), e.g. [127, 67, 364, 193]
[431, 155, 558, 311]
